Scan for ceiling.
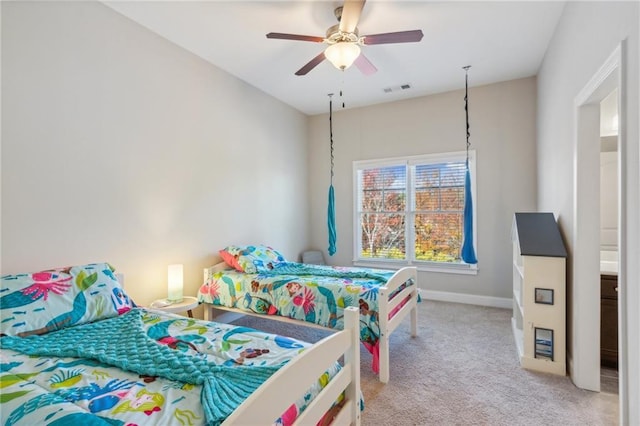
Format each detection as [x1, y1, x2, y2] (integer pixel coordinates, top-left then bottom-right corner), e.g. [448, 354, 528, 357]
[103, 1, 566, 116]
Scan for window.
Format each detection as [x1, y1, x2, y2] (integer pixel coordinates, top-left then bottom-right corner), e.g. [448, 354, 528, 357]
[353, 151, 477, 273]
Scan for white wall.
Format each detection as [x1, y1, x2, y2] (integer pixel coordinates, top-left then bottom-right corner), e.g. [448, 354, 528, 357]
[308, 77, 537, 301]
[600, 88, 619, 252]
[537, 1, 639, 422]
[1, 1, 310, 307]
[600, 150, 618, 251]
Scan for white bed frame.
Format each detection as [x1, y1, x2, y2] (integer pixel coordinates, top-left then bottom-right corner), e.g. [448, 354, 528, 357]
[224, 306, 361, 425]
[202, 263, 419, 383]
[118, 273, 361, 425]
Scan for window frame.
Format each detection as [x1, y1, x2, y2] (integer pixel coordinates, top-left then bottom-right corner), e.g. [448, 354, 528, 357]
[352, 150, 478, 275]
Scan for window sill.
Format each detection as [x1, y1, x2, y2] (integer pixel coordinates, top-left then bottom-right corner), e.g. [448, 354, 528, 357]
[352, 260, 478, 276]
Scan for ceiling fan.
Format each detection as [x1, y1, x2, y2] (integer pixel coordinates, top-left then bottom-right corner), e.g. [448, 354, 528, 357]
[266, 0, 423, 76]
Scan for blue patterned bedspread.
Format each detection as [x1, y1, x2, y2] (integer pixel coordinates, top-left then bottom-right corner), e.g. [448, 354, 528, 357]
[198, 263, 414, 371]
[0, 308, 340, 426]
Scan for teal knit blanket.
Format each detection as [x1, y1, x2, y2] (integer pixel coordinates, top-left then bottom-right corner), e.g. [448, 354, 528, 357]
[0, 308, 281, 426]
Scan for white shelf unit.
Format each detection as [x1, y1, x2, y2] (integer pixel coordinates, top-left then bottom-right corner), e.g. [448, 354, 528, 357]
[512, 213, 567, 376]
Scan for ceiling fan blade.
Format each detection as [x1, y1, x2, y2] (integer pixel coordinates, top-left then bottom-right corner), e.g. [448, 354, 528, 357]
[295, 52, 326, 76]
[354, 53, 377, 76]
[339, 0, 366, 33]
[266, 32, 325, 43]
[362, 30, 424, 45]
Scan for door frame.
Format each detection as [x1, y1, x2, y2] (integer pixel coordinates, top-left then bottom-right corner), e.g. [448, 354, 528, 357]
[572, 41, 627, 421]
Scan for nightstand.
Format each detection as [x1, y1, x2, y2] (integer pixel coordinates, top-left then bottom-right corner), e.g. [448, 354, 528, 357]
[150, 296, 199, 318]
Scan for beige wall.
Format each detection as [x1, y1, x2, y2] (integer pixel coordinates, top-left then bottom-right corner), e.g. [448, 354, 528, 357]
[1, 1, 310, 307]
[600, 151, 618, 251]
[308, 77, 538, 300]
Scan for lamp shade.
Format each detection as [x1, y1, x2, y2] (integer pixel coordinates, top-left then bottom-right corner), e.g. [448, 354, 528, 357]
[324, 42, 361, 70]
[167, 264, 183, 302]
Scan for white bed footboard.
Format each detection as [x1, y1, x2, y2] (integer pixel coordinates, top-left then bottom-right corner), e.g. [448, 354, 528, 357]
[377, 266, 418, 383]
[222, 306, 361, 425]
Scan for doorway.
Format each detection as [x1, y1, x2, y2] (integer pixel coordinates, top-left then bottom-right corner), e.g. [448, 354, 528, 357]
[598, 88, 619, 394]
[573, 43, 626, 423]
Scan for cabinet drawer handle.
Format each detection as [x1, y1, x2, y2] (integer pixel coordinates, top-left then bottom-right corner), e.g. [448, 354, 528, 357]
[615, 286, 618, 292]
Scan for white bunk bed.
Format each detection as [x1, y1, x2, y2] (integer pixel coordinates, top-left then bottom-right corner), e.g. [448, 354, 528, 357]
[201, 262, 419, 384]
[137, 272, 362, 425]
[131, 273, 363, 425]
[2, 272, 362, 426]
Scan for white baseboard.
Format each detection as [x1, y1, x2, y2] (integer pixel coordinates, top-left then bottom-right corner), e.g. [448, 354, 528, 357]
[568, 354, 574, 384]
[420, 289, 512, 309]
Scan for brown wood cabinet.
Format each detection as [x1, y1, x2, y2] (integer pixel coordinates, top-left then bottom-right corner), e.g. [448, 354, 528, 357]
[601, 274, 618, 368]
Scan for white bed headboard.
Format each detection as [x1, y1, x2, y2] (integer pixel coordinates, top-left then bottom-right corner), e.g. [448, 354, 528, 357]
[203, 262, 231, 283]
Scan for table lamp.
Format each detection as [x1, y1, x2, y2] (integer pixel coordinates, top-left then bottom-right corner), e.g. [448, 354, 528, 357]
[167, 264, 183, 303]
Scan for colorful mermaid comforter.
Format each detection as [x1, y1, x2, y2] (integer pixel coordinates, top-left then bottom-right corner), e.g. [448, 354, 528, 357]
[197, 262, 414, 373]
[0, 308, 340, 426]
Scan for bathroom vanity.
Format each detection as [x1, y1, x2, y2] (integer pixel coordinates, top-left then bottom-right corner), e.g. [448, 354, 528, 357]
[600, 251, 618, 368]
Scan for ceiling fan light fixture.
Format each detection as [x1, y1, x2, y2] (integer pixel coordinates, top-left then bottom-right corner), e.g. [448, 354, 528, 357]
[324, 42, 361, 71]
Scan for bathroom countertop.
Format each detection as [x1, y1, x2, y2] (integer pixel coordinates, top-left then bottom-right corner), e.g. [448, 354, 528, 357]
[600, 251, 618, 276]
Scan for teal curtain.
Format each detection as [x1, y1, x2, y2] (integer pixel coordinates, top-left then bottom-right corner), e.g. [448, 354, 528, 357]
[327, 184, 337, 256]
[461, 163, 477, 264]
[460, 66, 477, 264]
[327, 94, 337, 256]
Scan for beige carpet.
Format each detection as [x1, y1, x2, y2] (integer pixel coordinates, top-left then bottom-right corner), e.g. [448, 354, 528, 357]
[230, 300, 618, 425]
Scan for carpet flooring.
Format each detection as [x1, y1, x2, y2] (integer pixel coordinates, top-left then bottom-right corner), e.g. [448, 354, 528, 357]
[230, 300, 619, 425]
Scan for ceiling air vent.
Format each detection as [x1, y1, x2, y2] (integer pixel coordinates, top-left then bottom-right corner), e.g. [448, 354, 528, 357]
[383, 83, 412, 93]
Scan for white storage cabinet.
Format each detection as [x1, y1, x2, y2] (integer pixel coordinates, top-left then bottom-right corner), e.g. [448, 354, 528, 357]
[512, 212, 567, 375]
